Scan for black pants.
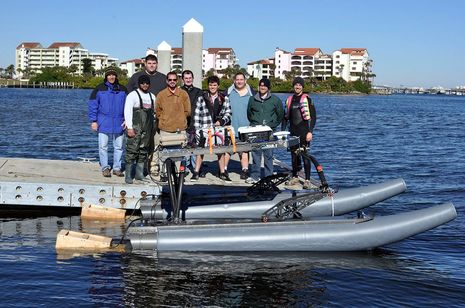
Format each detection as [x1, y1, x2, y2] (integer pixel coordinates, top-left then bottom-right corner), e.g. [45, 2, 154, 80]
[290, 136, 311, 180]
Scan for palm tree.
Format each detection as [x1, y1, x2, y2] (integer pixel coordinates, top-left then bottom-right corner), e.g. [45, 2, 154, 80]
[6, 64, 15, 79]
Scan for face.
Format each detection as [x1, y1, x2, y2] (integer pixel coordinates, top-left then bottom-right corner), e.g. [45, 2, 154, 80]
[167, 74, 178, 88]
[208, 82, 219, 95]
[106, 74, 116, 84]
[145, 59, 158, 73]
[234, 74, 246, 90]
[182, 73, 193, 86]
[259, 83, 269, 95]
[294, 83, 303, 95]
[139, 82, 150, 92]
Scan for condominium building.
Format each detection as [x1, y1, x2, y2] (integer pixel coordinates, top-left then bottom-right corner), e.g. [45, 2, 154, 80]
[120, 58, 144, 77]
[247, 58, 275, 79]
[273, 47, 333, 81]
[332, 48, 369, 82]
[15, 42, 118, 77]
[146, 46, 237, 77]
[202, 48, 237, 75]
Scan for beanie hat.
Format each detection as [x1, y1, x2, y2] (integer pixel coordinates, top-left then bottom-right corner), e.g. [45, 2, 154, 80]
[292, 77, 305, 87]
[259, 78, 271, 89]
[104, 67, 118, 78]
[138, 75, 151, 85]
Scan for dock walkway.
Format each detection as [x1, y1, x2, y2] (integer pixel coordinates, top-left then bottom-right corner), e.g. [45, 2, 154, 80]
[0, 155, 315, 212]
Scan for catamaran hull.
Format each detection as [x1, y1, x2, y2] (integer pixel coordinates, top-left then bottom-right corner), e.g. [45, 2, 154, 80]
[178, 178, 407, 219]
[129, 202, 456, 251]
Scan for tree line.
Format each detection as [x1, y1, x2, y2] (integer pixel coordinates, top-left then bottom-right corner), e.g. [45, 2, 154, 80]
[3, 59, 373, 94]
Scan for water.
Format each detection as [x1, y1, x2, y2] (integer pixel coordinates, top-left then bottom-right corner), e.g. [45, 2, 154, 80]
[0, 88, 464, 306]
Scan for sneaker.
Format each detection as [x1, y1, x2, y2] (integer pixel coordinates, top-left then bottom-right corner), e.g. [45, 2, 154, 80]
[240, 169, 249, 180]
[219, 172, 232, 182]
[190, 171, 199, 182]
[285, 177, 300, 186]
[112, 169, 124, 177]
[245, 177, 259, 184]
[102, 168, 111, 177]
[303, 180, 311, 189]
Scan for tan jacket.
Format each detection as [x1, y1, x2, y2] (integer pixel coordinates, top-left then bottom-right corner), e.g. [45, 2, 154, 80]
[156, 87, 191, 132]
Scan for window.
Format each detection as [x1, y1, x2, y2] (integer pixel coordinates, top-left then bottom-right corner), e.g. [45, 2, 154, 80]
[353, 62, 357, 65]
[336, 55, 340, 58]
[352, 67, 356, 70]
[336, 61, 339, 64]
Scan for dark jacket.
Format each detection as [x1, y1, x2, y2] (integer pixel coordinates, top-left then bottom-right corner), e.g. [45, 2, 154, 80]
[127, 71, 167, 95]
[247, 92, 284, 130]
[182, 84, 203, 128]
[88, 81, 127, 134]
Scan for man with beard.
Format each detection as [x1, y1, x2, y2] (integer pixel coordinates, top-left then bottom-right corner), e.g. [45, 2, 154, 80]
[124, 75, 155, 184]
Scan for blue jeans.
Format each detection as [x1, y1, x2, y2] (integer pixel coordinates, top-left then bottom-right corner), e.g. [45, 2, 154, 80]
[98, 132, 124, 171]
[250, 148, 274, 180]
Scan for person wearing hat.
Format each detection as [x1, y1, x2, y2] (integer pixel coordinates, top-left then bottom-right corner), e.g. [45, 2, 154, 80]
[123, 75, 156, 184]
[246, 78, 284, 183]
[282, 77, 317, 189]
[88, 66, 128, 178]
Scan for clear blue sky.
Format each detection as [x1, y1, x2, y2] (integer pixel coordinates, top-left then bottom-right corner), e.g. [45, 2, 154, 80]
[1, 0, 464, 88]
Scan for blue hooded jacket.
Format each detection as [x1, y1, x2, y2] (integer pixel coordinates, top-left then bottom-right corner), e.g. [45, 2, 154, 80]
[88, 81, 128, 134]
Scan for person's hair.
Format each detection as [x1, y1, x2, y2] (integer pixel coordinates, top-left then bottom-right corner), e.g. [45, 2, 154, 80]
[234, 72, 246, 80]
[166, 71, 178, 79]
[145, 54, 158, 62]
[207, 75, 220, 85]
[182, 70, 193, 78]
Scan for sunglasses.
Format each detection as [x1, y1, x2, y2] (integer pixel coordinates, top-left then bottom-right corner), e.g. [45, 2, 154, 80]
[168, 79, 177, 81]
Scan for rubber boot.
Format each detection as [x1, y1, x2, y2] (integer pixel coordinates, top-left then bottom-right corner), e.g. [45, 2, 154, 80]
[125, 162, 134, 184]
[135, 162, 146, 180]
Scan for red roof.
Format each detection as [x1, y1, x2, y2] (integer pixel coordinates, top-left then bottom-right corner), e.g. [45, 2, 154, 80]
[207, 48, 233, 54]
[294, 48, 321, 56]
[16, 42, 41, 49]
[340, 48, 366, 55]
[48, 42, 81, 48]
[247, 59, 274, 65]
[171, 47, 183, 54]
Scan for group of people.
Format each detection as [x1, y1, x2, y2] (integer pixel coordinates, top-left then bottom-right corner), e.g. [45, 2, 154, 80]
[88, 54, 316, 187]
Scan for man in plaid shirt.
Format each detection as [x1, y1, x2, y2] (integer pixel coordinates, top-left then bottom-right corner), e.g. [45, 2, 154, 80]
[191, 76, 232, 181]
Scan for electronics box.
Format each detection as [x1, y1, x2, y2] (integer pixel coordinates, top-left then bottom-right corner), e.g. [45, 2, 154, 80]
[237, 125, 273, 142]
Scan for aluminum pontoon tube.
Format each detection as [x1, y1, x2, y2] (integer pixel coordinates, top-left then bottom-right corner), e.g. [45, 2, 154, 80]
[129, 202, 456, 251]
[184, 178, 407, 219]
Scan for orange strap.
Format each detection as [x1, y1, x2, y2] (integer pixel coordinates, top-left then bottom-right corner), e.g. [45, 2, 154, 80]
[227, 126, 236, 153]
[208, 127, 213, 154]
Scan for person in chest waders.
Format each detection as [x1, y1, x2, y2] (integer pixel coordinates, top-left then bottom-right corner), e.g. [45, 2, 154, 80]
[124, 75, 155, 184]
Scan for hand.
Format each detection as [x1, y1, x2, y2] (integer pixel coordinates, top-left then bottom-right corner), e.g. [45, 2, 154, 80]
[127, 128, 135, 138]
[91, 122, 98, 131]
[306, 132, 313, 142]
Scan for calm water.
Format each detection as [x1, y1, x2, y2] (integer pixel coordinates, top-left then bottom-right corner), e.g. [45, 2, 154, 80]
[0, 88, 464, 307]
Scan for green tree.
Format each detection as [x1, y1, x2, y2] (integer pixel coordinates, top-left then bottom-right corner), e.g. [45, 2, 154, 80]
[283, 67, 301, 81]
[5, 64, 15, 78]
[82, 58, 94, 75]
[30, 66, 72, 83]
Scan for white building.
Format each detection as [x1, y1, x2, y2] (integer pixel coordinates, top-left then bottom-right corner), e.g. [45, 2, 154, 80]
[15, 42, 118, 77]
[332, 48, 369, 82]
[119, 58, 144, 77]
[202, 48, 237, 75]
[274, 47, 332, 80]
[274, 48, 292, 79]
[247, 58, 275, 79]
[147, 46, 237, 77]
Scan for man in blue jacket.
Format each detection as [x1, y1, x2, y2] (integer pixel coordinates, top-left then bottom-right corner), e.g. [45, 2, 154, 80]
[88, 67, 128, 177]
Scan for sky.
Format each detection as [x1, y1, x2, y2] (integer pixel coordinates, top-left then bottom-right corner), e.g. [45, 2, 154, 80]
[1, 0, 464, 88]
